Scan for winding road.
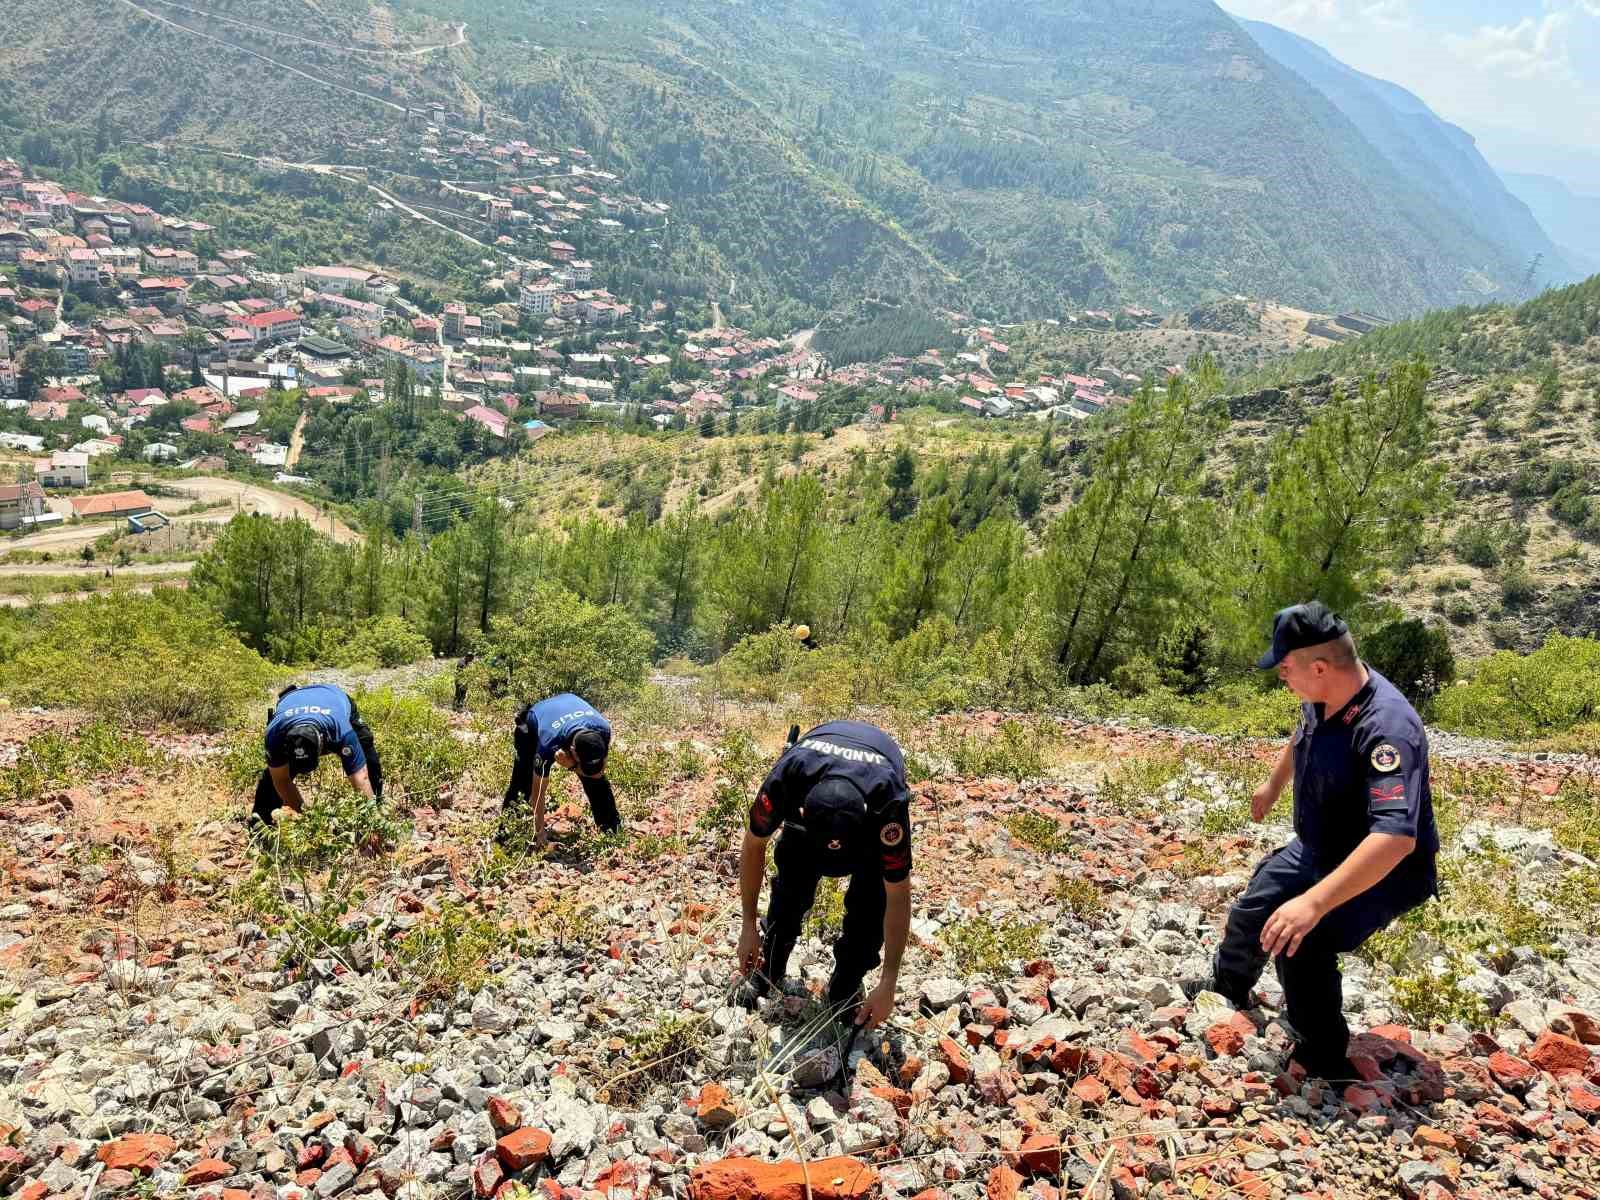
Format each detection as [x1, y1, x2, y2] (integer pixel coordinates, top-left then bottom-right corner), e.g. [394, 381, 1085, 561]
[0, 477, 358, 559]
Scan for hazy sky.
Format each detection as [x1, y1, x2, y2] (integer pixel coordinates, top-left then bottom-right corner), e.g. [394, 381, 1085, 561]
[1223, 0, 1600, 169]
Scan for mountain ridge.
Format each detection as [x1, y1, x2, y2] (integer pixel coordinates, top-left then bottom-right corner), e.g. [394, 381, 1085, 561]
[1236, 16, 1576, 292]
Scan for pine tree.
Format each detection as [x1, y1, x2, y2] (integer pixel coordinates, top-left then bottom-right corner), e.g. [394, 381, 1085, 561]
[885, 446, 917, 521]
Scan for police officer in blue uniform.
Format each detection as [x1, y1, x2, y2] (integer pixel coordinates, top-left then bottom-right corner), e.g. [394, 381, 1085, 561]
[1190, 603, 1439, 1080]
[501, 692, 618, 848]
[735, 721, 914, 1029]
[253, 683, 383, 825]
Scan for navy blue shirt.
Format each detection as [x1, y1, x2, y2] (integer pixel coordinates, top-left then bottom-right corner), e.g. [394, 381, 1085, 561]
[1291, 666, 1439, 875]
[265, 684, 366, 776]
[750, 721, 913, 882]
[517, 693, 612, 778]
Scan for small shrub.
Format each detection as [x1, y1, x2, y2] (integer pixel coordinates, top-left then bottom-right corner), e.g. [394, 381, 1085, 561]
[332, 615, 434, 668]
[804, 877, 845, 941]
[939, 718, 1051, 780]
[607, 1013, 708, 1104]
[351, 688, 470, 809]
[1388, 952, 1491, 1030]
[0, 722, 156, 804]
[1007, 810, 1072, 855]
[1452, 524, 1501, 569]
[1500, 564, 1537, 608]
[1553, 775, 1600, 860]
[1431, 635, 1600, 739]
[699, 728, 768, 838]
[393, 899, 525, 1000]
[1100, 752, 1186, 814]
[606, 743, 674, 802]
[1056, 876, 1105, 923]
[524, 891, 604, 954]
[1364, 619, 1455, 708]
[939, 913, 1046, 976]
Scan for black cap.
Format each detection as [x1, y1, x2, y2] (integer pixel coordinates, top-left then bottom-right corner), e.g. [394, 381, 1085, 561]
[571, 728, 608, 775]
[285, 723, 321, 776]
[801, 776, 867, 852]
[1256, 601, 1350, 669]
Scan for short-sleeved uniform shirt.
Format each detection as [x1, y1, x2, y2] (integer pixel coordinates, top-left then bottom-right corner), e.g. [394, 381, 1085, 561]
[1291, 666, 1439, 878]
[265, 684, 366, 776]
[749, 720, 913, 883]
[517, 693, 612, 778]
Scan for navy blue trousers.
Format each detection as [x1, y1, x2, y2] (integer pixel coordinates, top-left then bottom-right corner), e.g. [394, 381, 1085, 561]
[761, 829, 886, 1007]
[1212, 839, 1434, 1067]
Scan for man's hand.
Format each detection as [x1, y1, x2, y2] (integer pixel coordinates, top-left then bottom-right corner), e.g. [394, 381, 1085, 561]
[1260, 893, 1325, 958]
[534, 816, 549, 851]
[735, 920, 762, 977]
[1250, 783, 1279, 823]
[855, 978, 896, 1029]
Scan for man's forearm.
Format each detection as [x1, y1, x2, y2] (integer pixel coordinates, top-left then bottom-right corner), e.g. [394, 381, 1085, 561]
[350, 768, 376, 800]
[1305, 832, 1415, 914]
[739, 831, 768, 922]
[880, 883, 910, 981]
[271, 770, 305, 811]
[532, 774, 548, 825]
[1268, 741, 1294, 796]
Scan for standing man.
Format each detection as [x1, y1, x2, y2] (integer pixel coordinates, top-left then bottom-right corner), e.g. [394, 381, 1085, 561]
[1190, 602, 1439, 1080]
[254, 683, 383, 825]
[735, 720, 913, 1029]
[501, 692, 618, 849]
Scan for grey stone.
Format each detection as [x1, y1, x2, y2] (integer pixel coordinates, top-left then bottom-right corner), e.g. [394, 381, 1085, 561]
[316, 1160, 358, 1195]
[919, 978, 965, 1012]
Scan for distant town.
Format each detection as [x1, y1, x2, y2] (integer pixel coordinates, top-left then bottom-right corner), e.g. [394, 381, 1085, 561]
[0, 130, 1378, 534]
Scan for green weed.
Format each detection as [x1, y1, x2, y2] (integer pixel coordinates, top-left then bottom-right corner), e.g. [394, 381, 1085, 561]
[1055, 876, 1106, 924]
[939, 913, 1046, 976]
[394, 899, 526, 1001]
[1006, 810, 1073, 855]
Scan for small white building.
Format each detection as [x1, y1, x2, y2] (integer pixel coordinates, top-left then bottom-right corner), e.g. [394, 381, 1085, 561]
[36, 450, 89, 488]
[143, 441, 180, 461]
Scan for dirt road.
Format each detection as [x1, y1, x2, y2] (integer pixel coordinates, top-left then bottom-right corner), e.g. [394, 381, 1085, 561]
[0, 477, 357, 557]
[0, 561, 193, 578]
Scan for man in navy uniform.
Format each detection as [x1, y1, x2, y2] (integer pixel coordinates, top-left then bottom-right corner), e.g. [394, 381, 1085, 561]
[501, 692, 618, 849]
[735, 720, 913, 1029]
[1190, 602, 1439, 1080]
[254, 683, 383, 825]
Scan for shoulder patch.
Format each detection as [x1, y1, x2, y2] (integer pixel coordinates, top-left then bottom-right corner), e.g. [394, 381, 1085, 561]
[340, 744, 353, 757]
[880, 821, 905, 847]
[1371, 743, 1401, 773]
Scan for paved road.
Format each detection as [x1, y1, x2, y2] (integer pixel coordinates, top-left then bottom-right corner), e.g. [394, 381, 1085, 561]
[0, 477, 357, 557]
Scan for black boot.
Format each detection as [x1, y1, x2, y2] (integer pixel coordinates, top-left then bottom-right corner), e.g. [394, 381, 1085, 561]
[1288, 1045, 1359, 1083]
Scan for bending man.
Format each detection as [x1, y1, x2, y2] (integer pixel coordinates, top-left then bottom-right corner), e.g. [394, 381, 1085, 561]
[502, 692, 618, 848]
[736, 720, 913, 1029]
[254, 683, 383, 825]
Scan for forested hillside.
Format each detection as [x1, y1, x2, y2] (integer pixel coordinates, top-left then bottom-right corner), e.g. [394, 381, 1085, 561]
[0, 0, 1550, 326]
[1239, 18, 1572, 290]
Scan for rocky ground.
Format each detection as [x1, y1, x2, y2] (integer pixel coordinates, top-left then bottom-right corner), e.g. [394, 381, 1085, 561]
[1, 703, 1598, 1200]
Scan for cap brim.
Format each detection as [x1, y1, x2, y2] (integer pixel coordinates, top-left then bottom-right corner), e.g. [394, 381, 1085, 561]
[1255, 649, 1282, 670]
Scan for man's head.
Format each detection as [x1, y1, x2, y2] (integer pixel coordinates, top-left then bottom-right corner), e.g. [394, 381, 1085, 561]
[793, 624, 812, 643]
[570, 728, 608, 778]
[801, 776, 867, 853]
[284, 722, 322, 777]
[1257, 601, 1361, 702]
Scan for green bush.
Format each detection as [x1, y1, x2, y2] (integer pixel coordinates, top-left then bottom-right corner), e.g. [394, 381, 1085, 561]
[1363, 619, 1456, 707]
[465, 583, 653, 713]
[939, 913, 1046, 976]
[0, 592, 279, 730]
[1431, 635, 1600, 739]
[351, 687, 470, 809]
[333, 616, 434, 668]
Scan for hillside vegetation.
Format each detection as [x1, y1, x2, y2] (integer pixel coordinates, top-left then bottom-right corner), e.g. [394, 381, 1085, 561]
[0, 0, 1550, 328]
